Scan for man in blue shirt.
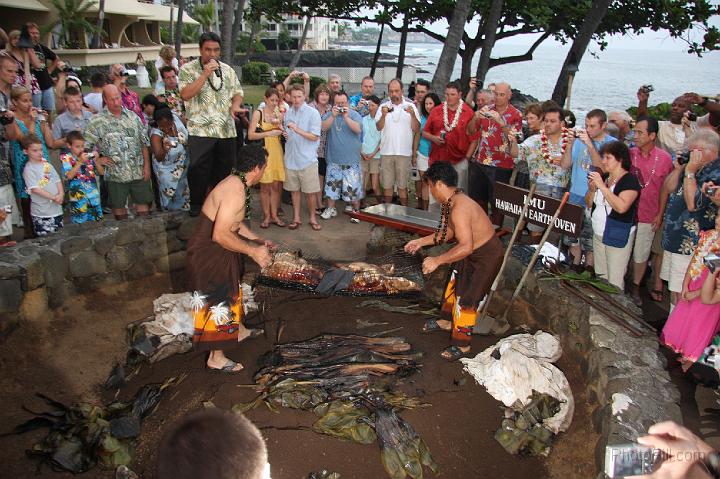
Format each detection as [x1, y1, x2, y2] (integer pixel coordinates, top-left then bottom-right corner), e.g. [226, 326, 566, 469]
[561, 109, 616, 271]
[319, 91, 363, 221]
[349, 76, 375, 117]
[283, 84, 322, 231]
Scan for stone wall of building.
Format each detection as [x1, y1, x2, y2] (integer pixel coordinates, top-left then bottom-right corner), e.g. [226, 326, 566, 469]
[0, 212, 196, 336]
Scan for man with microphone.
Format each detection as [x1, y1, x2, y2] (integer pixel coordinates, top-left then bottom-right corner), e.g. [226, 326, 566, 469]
[180, 32, 245, 216]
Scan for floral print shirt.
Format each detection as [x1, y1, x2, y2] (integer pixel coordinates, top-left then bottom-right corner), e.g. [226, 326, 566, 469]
[83, 108, 150, 183]
[662, 160, 720, 255]
[518, 133, 570, 188]
[472, 104, 522, 169]
[178, 59, 244, 139]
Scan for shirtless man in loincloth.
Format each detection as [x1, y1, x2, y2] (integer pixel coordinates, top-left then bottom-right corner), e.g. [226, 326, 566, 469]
[405, 161, 504, 361]
[186, 144, 274, 373]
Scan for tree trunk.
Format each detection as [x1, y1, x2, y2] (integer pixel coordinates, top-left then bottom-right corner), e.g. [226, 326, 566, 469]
[459, 47, 473, 87]
[92, 0, 105, 48]
[214, 0, 221, 34]
[221, 0, 234, 63]
[370, 22, 385, 78]
[289, 16, 312, 70]
[395, 15, 409, 80]
[230, 0, 246, 58]
[175, 0, 185, 57]
[475, 0, 504, 87]
[431, 0, 471, 95]
[246, 21, 260, 57]
[551, 0, 612, 105]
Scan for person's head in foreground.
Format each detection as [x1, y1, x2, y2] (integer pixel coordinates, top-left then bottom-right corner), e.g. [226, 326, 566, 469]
[423, 161, 458, 202]
[156, 408, 269, 479]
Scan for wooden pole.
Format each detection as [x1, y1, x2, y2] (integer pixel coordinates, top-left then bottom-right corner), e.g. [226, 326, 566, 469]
[500, 191, 570, 322]
[474, 183, 537, 334]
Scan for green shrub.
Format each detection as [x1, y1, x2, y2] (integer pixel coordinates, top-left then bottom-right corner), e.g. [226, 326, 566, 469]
[242, 61, 272, 85]
[146, 60, 157, 85]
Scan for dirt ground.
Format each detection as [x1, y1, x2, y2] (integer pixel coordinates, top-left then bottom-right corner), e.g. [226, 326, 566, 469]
[0, 264, 599, 479]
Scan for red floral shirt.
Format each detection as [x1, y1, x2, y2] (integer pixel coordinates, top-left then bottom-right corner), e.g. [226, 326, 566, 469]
[471, 104, 522, 170]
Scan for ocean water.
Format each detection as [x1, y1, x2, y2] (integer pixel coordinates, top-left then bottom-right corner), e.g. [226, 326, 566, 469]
[346, 42, 720, 118]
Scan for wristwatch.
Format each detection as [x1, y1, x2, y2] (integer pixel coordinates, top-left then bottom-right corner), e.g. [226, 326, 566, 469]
[685, 172, 696, 180]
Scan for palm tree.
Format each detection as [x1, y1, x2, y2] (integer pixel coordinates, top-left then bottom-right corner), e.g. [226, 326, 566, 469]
[431, 0, 471, 94]
[49, 0, 102, 48]
[92, 0, 105, 48]
[194, 1, 217, 33]
[175, 0, 186, 56]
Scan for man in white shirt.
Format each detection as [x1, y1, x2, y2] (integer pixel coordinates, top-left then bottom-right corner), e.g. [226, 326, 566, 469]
[375, 78, 420, 205]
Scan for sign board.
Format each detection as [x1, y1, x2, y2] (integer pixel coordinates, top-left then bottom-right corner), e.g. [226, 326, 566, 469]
[494, 183, 584, 237]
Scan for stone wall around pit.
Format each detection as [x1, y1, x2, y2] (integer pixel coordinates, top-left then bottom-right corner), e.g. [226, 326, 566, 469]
[492, 259, 682, 475]
[365, 225, 682, 475]
[0, 212, 196, 334]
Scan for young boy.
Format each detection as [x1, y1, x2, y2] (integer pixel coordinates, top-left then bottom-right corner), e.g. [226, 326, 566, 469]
[83, 72, 107, 114]
[61, 130, 104, 224]
[22, 134, 64, 236]
[360, 95, 382, 206]
[51, 87, 94, 152]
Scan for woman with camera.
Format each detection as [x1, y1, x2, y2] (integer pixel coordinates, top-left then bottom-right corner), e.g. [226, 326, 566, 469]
[587, 140, 641, 290]
[5, 85, 54, 238]
[150, 106, 190, 211]
[661, 208, 720, 371]
[248, 87, 285, 228]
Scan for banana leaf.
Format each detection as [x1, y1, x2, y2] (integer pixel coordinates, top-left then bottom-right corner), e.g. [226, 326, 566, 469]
[312, 401, 376, 444]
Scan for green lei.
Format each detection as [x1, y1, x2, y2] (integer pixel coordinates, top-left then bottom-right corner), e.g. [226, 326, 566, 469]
[231, 168, 251, 219]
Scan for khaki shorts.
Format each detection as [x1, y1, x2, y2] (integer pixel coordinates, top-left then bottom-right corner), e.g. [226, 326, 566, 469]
[361, 157, 380, 176]
[107, 179, 154, 209]
[651, 227, 664, 256]
[284, 163, 320, 194]
[380, 155, 411, 190]
[632, 222, 655, 263]
[660, 250, 692, 293]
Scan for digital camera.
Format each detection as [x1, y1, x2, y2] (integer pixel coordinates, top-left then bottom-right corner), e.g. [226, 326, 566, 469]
[677, 151, 691, 165]
[0, 108, 11, 126]
[640, 84, 654, 94]
[337, 107, 347, 113]
[704, 254, 720, 273]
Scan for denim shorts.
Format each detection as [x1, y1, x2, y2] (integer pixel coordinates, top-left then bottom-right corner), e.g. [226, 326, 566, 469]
[32, 88, 56, 112]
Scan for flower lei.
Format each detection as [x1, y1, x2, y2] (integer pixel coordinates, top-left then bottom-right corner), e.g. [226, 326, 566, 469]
[68, 155, 96, 183]
[231, 169, 252, 219]
[433, 188, 461, 245]
[540, 127, 570, 164]
[37, 160, 52, 188]
[442, 101, 464, 133]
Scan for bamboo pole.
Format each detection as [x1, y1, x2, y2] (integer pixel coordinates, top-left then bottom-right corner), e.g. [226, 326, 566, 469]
[499, 191, 570, 323]
[474, 183, 537, 335]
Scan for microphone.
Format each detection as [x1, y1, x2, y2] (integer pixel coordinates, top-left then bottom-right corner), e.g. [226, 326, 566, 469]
[214, 62, 222, 78]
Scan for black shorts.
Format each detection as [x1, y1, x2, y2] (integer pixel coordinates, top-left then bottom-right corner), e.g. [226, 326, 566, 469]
[468, 162, 513, 204]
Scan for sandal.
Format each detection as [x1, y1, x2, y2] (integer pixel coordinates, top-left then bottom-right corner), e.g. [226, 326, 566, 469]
[288, 221, 301, 230]
[422, 318, 450, 334]
[259, 220, 270, 229]
[272, 218, 286, 227]
[207, 359, 244, 374]
[0, 240, 17, 248]
[310, 222, 322, 231]
[649, 288, 664, 302]
[440, 345, 470, 362]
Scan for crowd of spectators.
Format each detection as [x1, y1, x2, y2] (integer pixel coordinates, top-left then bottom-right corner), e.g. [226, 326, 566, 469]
[1, 25, 720, 373]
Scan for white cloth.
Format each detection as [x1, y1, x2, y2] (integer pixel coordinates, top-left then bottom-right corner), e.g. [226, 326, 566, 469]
[460, 331, 574, 434]
[374, 98, 420, 157]
[84, 92, 103, 114]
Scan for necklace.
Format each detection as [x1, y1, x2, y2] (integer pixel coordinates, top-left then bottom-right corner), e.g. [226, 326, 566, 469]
[540, 128, 570, 164]
[433, 188, 461, 245]
[633, 149, 659, 189]
[230, 169, 252, 219]
[37, 160, 52, 188]
[442, 101, 464, 132]
[206, 64, 224, 92]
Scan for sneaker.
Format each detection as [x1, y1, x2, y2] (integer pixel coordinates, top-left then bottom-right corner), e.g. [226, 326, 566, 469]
[320, 207, 337, 220]
[344, 205, 353, 212]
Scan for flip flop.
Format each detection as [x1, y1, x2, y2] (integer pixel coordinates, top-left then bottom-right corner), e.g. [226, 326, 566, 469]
[440, 345, 470, 362]
[310, 222, 322, 231]
[207, 359, 244, 374]
[649, 288, 664, 302]
[272, 219, 286, 227]
[288, 221, 301, 230]
[259, 221, 270, 229]
[0, 240, 17, 248]
[422, 318, 450, 334]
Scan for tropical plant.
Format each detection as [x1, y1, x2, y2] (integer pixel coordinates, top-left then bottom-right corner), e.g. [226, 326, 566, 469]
[194, 0, 217, 33]
[277, 25, 293, 50]
[48, 0, 102, 48]
[182, 24, 201, 43]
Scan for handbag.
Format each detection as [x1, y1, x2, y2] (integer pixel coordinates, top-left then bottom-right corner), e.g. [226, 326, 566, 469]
[246, 110, 266, 146]
[602, 215, 632, 248]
